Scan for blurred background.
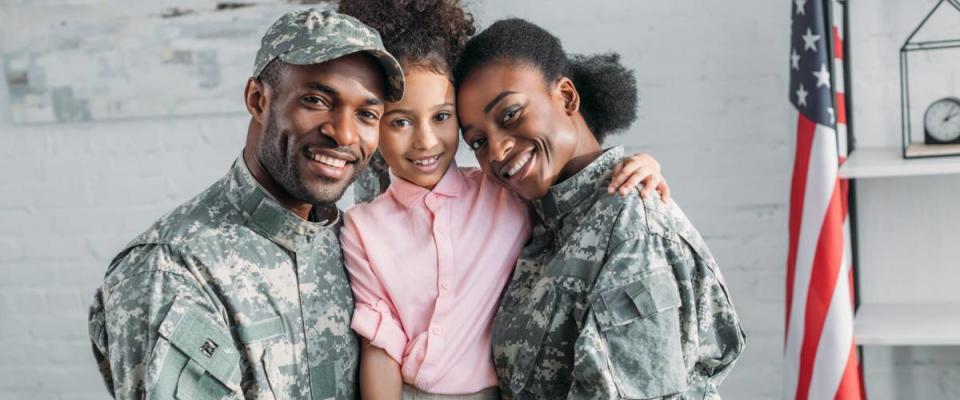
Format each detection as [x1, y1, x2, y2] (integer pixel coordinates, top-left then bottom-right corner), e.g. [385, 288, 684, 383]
[1, 0, 959, 399]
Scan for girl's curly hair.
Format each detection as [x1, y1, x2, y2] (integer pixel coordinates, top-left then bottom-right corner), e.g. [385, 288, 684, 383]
[337, 0, 475, 74]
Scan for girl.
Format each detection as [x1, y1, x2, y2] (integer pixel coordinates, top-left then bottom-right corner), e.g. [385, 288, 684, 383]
[454, 19, 746, 399]
[337, 1, 670, 398]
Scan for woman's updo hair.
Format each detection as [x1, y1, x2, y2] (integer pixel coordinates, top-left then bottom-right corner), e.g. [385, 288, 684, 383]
[453, 18, 638, 142]
[337, 0, 475, 74]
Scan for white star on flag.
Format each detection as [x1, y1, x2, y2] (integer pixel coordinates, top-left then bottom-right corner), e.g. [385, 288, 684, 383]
[796, 84, 808, 107]
[802, 28, 820, 51]
[795, 0, 807, 15]
[813, 63, 831, 88]
[791, 49, 801, 70]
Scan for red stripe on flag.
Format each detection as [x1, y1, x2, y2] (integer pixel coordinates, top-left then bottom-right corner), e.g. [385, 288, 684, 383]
[836, 93, 847, 125]
[795, 178, 846, 400]
[786, 114, 818, 334]
[833, 27, 844, 59]
[834, 344, 865, 400]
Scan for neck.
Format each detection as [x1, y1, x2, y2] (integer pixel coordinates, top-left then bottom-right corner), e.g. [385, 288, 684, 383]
[557, 119, 603, 183]
[243, 122, 313, 221]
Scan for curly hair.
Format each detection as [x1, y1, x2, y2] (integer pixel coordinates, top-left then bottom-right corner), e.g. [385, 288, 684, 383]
[453, 18, 638, 142]
[337, 0, 475, 74]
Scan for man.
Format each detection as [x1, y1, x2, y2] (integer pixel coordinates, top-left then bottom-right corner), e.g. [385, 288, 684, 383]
[87, 8, 404, 400]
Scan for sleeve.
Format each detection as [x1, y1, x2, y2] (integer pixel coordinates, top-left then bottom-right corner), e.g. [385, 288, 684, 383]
[340, 214, 408, 363]
[678, 223, 747, 396]
[91, 246, 242, 400]
[567, 233, 745, 400]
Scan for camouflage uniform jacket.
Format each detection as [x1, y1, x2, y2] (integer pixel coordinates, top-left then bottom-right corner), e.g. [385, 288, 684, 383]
[492, 147, 746, 400]
[88, 157, 358, 400]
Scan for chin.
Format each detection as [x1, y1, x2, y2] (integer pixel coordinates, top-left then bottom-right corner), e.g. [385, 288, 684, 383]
[304, 177, 354, 204]
[515, 184, 549, 201]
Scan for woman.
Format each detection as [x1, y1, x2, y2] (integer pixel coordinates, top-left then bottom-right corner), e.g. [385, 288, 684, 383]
[454, 19, 746, 399]
[335, 1, 672, 399]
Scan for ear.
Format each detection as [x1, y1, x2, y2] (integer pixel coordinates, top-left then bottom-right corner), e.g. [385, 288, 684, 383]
[555, 76, 580, 115]
[244, 77, 270, 124]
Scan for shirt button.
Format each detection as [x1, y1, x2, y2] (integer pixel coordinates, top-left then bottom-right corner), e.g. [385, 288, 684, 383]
[440, 281, 450, 290]
[431, 327, 441, 336]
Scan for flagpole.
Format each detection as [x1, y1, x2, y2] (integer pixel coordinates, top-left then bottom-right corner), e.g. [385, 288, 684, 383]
[831, 0, 867, 396]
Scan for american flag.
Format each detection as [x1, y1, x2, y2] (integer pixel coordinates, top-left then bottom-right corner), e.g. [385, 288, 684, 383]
[785, 0, 865, 399]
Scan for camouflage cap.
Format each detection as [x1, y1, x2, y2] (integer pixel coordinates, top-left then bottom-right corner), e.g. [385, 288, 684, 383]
[253, 8, 405, 102]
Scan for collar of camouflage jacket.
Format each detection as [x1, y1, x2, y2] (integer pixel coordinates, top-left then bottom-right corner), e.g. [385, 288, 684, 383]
[532, 146, 624, 226]
[224, 156, 339, 253]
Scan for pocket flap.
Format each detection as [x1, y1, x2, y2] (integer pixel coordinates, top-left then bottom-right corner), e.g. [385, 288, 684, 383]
[159, 303, 240, 385]
[176, 359, 232, 400]
[234, 316, 285, 344]
[594, 270, 680, 330]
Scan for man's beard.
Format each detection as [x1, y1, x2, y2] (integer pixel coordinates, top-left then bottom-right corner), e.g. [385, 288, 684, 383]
[259, 112, 366, 205]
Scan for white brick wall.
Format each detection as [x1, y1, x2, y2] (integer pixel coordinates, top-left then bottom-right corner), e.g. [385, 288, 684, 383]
[4, 0, 948, 399]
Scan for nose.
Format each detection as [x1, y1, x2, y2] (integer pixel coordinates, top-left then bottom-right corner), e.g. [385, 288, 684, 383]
[321, 112, 359, 147]
[412, 123, 440, 150]
[487, 130, 515, 163]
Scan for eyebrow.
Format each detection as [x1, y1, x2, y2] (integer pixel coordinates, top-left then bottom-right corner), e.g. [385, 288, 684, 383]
[484, 91, 517, 113]
[305, 81, 384, 106]
[306, 81, 337, 95]
[462, 92, 517, 134]
[384, 102, 454, 117]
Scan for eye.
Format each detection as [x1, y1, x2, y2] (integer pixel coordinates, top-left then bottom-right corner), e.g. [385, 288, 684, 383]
[391, 118, 413, 128]
[434, 111, 452, 122]
[302, 95, 329, 108]
[500, 106, 520, 125]
[358, 110, 380, 121]
[467, 138, 487, 151]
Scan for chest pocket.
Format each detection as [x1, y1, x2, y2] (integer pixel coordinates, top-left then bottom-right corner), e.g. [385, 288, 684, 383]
[592, 270, 688, 399]
[152, 304, 242, 400]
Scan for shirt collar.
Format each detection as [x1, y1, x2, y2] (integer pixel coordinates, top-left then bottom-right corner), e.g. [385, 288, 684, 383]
[223, 156, 337, 253]
[388, 162, 466, 209]
[532, 146, 624, 224]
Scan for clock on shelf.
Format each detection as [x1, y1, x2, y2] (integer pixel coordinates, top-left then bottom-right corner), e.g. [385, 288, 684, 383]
[924, 97, 960, 144]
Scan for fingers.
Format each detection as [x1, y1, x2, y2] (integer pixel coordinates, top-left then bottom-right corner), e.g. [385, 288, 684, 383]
[639, 173, 660, 198]
[617, 167, 653, 197]
[658, 180, 672, 203]
[608, 159, 631, 194]
[610, 155, 668, 200]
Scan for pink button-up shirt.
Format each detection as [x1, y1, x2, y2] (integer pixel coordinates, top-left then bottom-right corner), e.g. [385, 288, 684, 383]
[341, 164, 530, 394]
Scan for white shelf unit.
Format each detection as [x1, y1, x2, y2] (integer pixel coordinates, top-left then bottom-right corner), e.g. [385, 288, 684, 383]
[854, 303, 960, 346]
[840, 147, 960, 179]
[845, 146, 960, 347]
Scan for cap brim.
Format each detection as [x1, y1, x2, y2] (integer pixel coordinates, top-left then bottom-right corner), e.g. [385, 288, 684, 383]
[280, 46, 405, 102]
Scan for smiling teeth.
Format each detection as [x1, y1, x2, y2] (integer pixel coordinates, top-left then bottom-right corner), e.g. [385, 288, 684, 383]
[412, 155, 441, 166]
[310, 153, 347, 168]
[506, 151, 532, 177]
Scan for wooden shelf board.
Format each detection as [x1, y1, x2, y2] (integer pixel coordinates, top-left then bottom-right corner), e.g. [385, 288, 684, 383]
[855, 303, 960, 346]
[840, 147, 960, 178]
